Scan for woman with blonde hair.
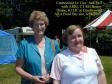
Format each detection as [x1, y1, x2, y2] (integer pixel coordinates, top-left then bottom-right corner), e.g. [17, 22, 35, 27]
[16, 10, 60, 84]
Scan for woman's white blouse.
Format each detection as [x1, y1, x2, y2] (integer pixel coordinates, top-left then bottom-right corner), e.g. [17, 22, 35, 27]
[50, 47, 103, 84]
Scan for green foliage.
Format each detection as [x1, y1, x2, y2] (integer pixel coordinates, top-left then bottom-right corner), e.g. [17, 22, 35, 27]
[100, 56, 112, 84]
[98, 30, 112, 41]
[0, 64, 20, 84]
[0, 3, 13, 16]
[103, 2, 112, 11]
[85, 30, 112, 55]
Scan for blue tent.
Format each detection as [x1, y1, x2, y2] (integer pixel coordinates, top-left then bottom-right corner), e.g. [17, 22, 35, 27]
[0, 30, 17, 64]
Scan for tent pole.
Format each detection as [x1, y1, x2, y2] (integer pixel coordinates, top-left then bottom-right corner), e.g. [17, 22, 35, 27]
[89, 30, 91, 47]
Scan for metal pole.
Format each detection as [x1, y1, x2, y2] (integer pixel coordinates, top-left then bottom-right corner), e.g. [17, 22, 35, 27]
[90, 30, 91, 47]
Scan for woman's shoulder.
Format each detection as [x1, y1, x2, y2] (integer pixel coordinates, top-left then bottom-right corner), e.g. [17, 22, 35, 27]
[45, 36, 56, 41]
[45, 36, 50, 40]
[85, 46, 95, 52]
[54, 49, 72, 63]
[85, 46, 97, 55]
[56, 49, 70, 57]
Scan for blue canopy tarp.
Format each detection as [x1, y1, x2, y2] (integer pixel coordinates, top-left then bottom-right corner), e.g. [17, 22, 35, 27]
[0, 30, 17, 64]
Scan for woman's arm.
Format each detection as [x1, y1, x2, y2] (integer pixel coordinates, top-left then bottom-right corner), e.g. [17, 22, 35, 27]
[53, 79, 60, 84]
[16, 59, 34, 80]
[98, 71, 107, 84]
[92, 49, 107, 84]
[16, 59, 45, 83]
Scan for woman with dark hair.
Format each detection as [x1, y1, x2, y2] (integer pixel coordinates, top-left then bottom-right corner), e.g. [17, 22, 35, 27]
[50, 25, 107, 84]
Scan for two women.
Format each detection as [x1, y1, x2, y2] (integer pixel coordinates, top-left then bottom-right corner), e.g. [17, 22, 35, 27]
[16, 10, 107, 84]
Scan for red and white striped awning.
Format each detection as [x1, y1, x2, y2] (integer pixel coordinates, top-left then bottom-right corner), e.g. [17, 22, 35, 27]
[84, 10, 112, 30]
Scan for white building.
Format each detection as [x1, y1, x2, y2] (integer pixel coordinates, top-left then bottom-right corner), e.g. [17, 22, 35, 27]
[5, 26, 34, 43]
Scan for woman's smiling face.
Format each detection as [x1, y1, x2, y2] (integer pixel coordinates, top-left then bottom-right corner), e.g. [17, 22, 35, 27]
[33, 20, 46, 36]
[68, 28, 84, 53]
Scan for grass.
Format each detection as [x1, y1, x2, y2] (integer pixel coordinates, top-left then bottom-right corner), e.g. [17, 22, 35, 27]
[0, 56, 112, 84]
[0, 64, 20, 84]
[100, 56, 112, 84]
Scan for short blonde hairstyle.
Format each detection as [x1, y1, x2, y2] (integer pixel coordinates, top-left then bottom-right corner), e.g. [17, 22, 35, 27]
[63, 25, 83, 44]
[29, 10, 49, 27]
